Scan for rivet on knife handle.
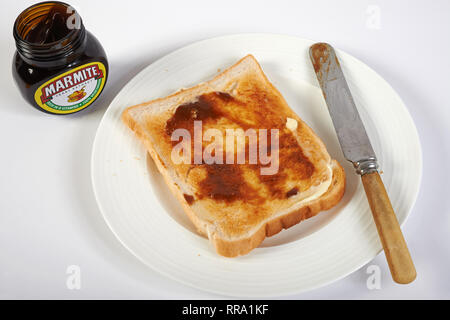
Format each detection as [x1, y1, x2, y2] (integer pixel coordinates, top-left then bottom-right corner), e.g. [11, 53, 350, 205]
[309, 42, 416, 284]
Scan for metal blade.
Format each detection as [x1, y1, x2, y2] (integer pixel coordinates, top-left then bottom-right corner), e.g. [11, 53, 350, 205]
[309, 43, 378, 174]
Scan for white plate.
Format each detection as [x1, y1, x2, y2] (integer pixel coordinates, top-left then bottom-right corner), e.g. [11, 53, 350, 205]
[91, 34, 422, 297]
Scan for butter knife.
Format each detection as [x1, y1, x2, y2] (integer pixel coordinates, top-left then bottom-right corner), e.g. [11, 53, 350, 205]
[309, 43, 416, 284]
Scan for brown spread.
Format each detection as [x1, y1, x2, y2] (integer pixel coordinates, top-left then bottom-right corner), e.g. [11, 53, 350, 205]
[183, 194, 195, 205]
[311, 43, 330, 73]
[165, 89, 315, 204]
[286, 187, 299, 198]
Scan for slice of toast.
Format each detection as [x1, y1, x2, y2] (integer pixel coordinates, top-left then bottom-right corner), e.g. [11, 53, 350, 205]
[122, 55, 345, 257]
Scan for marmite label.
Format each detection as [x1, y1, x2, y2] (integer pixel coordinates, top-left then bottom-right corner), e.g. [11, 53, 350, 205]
[34, 62, 107, 114]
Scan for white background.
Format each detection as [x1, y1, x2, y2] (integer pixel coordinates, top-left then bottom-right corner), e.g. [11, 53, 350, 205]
[1, 0, 449, 299]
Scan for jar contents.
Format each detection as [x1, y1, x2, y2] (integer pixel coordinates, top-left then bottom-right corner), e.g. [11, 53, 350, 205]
[22, 3, 71, 44]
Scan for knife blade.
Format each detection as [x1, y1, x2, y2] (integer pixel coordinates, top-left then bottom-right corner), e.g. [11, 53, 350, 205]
[309, 43, 378, 174]
[309, 42, 416, 284]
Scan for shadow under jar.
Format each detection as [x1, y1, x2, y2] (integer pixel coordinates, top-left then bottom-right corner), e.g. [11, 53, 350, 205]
[12, 1, 108, 115]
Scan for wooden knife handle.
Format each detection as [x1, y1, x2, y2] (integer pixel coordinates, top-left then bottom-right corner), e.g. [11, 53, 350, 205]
[361, 172, 416, 284]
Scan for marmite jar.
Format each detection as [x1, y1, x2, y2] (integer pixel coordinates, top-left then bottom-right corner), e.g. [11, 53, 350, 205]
[12, 1, 108, 115]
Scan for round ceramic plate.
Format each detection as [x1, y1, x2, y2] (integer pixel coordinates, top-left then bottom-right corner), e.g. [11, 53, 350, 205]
[91, 34, 421, 297]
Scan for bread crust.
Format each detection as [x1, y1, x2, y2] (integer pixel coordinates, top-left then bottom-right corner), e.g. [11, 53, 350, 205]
[121, 55, 346, 257]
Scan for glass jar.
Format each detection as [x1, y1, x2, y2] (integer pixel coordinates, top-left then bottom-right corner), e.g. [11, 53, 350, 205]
[12, 1, 109, 115]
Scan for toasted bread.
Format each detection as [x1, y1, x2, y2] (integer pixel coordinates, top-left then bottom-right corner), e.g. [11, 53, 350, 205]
[122, 55, 345, 257]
